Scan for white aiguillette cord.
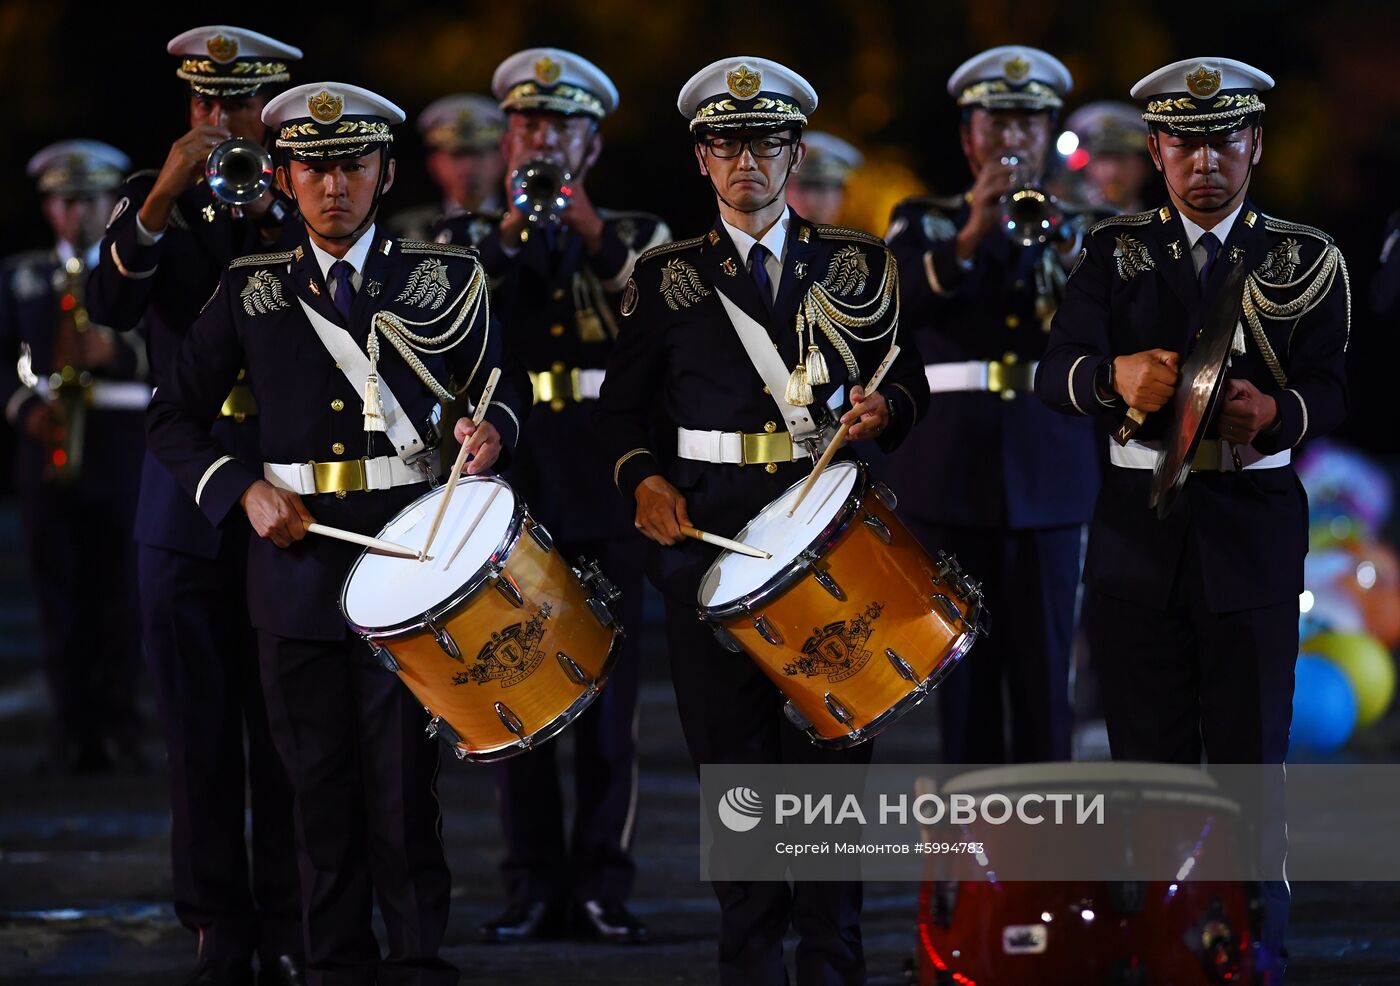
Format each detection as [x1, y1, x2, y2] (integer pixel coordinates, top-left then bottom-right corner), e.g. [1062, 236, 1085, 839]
[787, 343, 900, 519]
[418, 367, 501, 562]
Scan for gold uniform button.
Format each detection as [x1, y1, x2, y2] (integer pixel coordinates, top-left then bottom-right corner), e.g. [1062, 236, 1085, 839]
[1003, 351, 1018, 365]
[1001, 390, 1017, 402]
[762, 386, 771, 395]
[1005, 314, 1020, 329]
[331, 399, 345, 412]
[236, 368, 247, 381]
[763, 421, 777, 434]
[765, 463, 778, 475]
[331, 442, 346, 455]
[549, 323, 565, 337]
[550, 398, 565, 412]
[551, 360, 567, 373]
[552, 288, 566, 301]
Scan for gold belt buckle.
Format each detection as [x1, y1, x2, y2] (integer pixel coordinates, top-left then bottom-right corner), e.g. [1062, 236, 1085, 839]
[740, 431, 793, 466]
[986, 359, 1032, 394]
[219, 383, 259, 422]
[312, 458, 368, 494]
[1191, 441, 1224, 472]
[530, 366, 581, 410]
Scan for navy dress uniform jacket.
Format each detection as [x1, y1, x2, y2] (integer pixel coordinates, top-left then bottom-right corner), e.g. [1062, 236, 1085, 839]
[596, 211, 930, 601]
[1036, 201, 1350, 613]
[88, 172, 271, 558]
[435, 208, 669, 542]
[146, 229, 532, 640]
[881, 194, 1100, 529]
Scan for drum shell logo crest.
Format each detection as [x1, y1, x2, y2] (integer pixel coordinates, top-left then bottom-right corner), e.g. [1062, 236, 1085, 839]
[459, 604, 553, 687]
[783, 601, 884, 682]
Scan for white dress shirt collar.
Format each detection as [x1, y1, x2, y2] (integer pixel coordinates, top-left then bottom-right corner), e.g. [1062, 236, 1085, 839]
[1179, 203, 1243, 251]
[721, 206, 790, 268]
[307, 223, 378, 284]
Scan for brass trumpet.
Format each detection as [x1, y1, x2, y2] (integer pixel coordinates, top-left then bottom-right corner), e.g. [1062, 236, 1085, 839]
[205, 137, 274, 206]
[508, 159, 573, 225]
[999, 154, 1065, 247]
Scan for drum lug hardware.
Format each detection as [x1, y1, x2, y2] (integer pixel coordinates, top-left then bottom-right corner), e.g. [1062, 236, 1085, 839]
[885, 647, 918, 683]
[425, 714, 462, 750]
[527, 520, 554, 554]
[423, 615, 462, 662]
[862, 512, 891, 544]
[492, 571, 525, 608]
[712, 624, 743, 653]
[931, 593, 962, 626]
[368, 639, 399, 673]
[934, 550, 962, 585]
[783, 701, 813, 731]
[754, 614, 784, 646]
[495, 701, 529, 745]
[811, 566, 846, 602]
[555, 650, 594, 687]
[874, 482, 898, 511]
[823, 691, 854, 726]
[575, 558, 622, 618]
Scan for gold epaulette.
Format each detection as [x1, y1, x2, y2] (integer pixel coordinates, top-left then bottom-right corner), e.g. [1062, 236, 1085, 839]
[1089, 209, 1155, 235]
[815, 225, 888, 248]
[1261, 214, 1333, 245]
[229, 250, 296, 270]
[398, 238, 479, 258]
[637, 235, 705, 266]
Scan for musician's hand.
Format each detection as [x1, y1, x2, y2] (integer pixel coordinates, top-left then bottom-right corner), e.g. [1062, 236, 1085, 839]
[141, 125, 231, 233]
[1113, 349, 1179, 412]
[453, 418, 502, 474]
[560, 182, 604, 253]
[1217, 378, 1278, 445]
[635, 475, 691, 546]
[76, 326, 119, 368]
[842, 385, 889, 440]
[958, 156, 1018, 257]
[240, 480, 314, 549]
[22, 400, 58, 444]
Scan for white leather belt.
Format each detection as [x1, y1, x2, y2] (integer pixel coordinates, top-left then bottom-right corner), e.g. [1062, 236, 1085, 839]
[676, 427, 815, 466]
[263, 455, 434, 495]
[1109, 438, 1291, 473]
[31, 377, 151, 410]
[925, 359, 1038, 394]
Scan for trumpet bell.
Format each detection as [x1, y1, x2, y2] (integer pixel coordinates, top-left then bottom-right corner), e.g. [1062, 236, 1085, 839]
[509, 159, 573, 224]
[206, 137, 274, 206]
[1002, 187, 1064, 247]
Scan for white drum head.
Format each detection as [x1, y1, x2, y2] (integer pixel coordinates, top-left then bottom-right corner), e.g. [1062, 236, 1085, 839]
[698, 461, 859, 609]
[343, 477, 517, 631]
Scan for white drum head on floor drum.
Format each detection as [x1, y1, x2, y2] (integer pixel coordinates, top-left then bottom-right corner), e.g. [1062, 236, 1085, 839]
[343, 477, 517, 631]
[698, 461, 859, 609]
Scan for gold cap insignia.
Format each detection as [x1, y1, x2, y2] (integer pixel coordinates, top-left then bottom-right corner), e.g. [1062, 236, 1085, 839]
[307, 89, 344, 124]
[535, 57, 562, 85]
[206, 34, 239, 63]
[1004, 56, 1031, 82]
[727, 65, 762, 100]
[1185, 66, 1222, 98]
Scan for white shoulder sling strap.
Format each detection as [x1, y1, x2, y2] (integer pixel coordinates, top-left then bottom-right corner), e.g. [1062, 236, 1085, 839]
[713, 287, 824, 441]
[297, 298, 428, 461]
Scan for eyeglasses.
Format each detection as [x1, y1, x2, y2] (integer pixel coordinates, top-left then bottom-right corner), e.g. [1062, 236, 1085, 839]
[699, 135, 798, 159]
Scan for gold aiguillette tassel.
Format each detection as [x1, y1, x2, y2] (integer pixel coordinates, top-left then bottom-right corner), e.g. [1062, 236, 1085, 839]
[363, 371, 387, 433]
[805, 345, 830, 386]
[785, 363, 813, 406]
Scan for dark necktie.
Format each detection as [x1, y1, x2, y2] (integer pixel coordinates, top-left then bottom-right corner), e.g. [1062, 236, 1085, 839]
[748, 243, 773, 312]
[1197, 231, 1221, 292]
[329, 259, 355, 323]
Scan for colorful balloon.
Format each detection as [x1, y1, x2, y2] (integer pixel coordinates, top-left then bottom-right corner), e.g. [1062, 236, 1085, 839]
[1290, 654, 1358, 753]
[1304, 632, 1397, 729]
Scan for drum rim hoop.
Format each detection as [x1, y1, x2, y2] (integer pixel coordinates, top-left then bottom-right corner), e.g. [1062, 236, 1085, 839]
[339, 475, 525, 636]
[696, 459, 868, 617]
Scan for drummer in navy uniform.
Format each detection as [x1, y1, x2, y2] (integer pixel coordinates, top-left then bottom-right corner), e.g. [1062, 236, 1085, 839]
[882, 46, 1099, 763]
[86, 26, 306, 986]
[1036, 58, 1350, 981]
[147, 80, 530, 985]
[386, 93, 506, 241]
[595, 57, 928, 986]
[784, 130, 862, 226]
[436, 47, 668, 946]
[1, 141, 147, 774]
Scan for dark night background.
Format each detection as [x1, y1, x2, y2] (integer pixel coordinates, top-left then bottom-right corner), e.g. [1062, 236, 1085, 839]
[2, 0, 1398, 455]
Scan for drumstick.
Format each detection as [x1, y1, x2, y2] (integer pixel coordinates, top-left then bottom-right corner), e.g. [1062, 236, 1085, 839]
[304, 522, 421, 559]
[418, 367, 502, 561]
[444, 481, 503, 571]
[787, 344, 901, 518]
[681, 525, 771, 560]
